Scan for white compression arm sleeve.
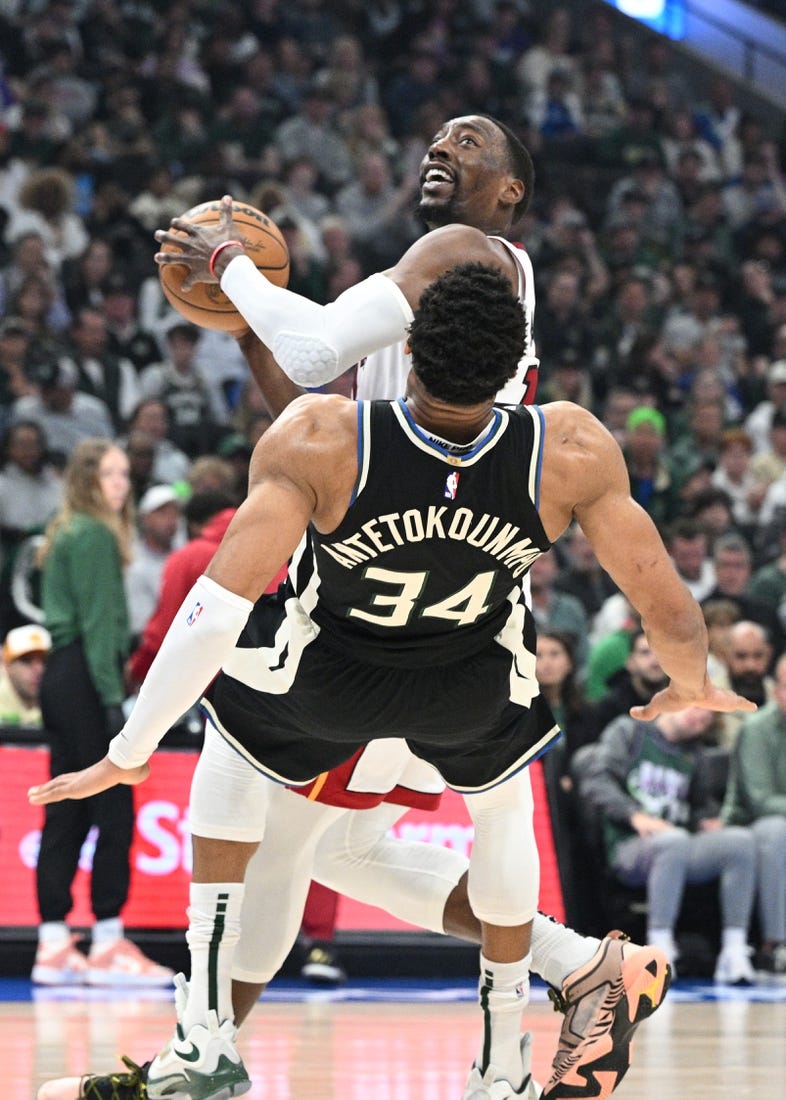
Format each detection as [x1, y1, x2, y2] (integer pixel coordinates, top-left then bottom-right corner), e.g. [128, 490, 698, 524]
[221, 255, 414, 386]
[108, 575, 253, 770]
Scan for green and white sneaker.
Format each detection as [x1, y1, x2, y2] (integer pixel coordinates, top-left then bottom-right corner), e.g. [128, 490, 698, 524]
[146, 1011, 250, 1100]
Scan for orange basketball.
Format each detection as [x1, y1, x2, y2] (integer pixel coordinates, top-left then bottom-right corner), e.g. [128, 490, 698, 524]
[159, 200, 290, 331]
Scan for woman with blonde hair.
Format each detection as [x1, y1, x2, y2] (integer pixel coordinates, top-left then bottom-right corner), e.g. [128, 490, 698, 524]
[32, 438, 172, 988]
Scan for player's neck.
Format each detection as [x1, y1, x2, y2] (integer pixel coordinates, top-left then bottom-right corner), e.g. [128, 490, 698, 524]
[404, 390, 495, 445]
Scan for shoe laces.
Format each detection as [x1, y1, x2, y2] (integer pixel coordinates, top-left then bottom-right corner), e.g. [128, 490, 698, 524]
[81, 1056, 151, 1100]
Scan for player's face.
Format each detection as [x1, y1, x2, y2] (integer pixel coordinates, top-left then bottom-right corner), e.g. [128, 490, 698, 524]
[417, 116, 520, 232]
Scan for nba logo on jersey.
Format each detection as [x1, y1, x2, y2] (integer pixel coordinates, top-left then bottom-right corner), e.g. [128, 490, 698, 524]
[186, 601, 204, 626]
[444, 471, 460, 500]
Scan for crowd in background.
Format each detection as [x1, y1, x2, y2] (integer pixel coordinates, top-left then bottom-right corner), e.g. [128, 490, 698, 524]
[1, 0, 786, 973]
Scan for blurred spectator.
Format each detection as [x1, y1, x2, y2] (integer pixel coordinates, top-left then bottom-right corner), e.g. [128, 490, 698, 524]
[124, 484, 182, 643]
[186, 454, 237, 499]
[749, 408, 786, 489]
[516, 5, 577, 99]
[538, 347, 593, 408]
[661, 107, 721, 183]
[6, 167, 88, 272]
[65, 307, 142, 429]
[140, 323, 230, 459]
[623, 406, 679, 528]
[61, 238, 114, 315]
[528, 550, 589, 670]
[711, 427, 767, 532]
[32, 438, 173, 987]
[529, 67, 584, 145]
[693, 75, 743, 177]
[600, 386, 638, 448]
[382, 45, 445, 140]
[716, 533, 785, 633]
[274, 80, 354, 191]
[723, 149, 786, 231]
[606, 148, 683, 255]
[101, 272, 160, 376]
[665, 517, 716, 599]
[0, 419, 62, 541]
[124, 398, 191, 487]
[745, 358, 786, 455]
[0, 316, 38, 431]
[552, 523, 617, 621]
[749, 518, 786, 616]
[0, 622, 51, 726]
[127, 163, 184, 235]
[12, 357, 114, 462]
[534, 265, 594, 368]
[721, 651, 786, 974]
[335, 151, 419, 273]
[587, 628, 669, 744]
[702, 597, 740, 684]
[667, 399, 726, 480]
[125, 488, 241, 692]
[579, 705, 757, 984]
[718, 620, 776, 749]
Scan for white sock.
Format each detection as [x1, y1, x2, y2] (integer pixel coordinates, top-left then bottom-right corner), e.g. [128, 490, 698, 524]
[647, 928, 677, 962]
[477, 952, 531, 1088]
[39, 921, 69, 945]
[721, 927, 747, 951]
[91, 917, 124, 947]
[184, 882, 244, 1032]
[531, 911, 601, 989]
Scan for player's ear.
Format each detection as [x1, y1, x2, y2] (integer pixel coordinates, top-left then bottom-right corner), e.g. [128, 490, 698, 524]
[501, 176, 525, 210]
[404, 339, 411, 354]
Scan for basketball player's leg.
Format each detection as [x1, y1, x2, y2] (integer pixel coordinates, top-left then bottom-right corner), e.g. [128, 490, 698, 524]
[144, 726, 273, 1100]
[458, 767, 540, 1097]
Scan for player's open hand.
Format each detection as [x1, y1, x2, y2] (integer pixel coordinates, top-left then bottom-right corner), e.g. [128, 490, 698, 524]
[630, 681, 757, 722]
[28, 755, 150, 805]
[154, 194, 239, 289]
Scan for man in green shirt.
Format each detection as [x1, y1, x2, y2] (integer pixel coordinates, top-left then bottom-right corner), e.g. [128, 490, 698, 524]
[722, 652, 786, 973]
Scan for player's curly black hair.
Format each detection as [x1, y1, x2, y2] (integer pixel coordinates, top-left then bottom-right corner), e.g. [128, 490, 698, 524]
[407, 262, 526, 406]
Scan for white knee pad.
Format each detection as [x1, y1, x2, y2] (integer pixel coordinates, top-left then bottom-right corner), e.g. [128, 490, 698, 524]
[190, 725, 271, 841]
[464, 768, 539, 926]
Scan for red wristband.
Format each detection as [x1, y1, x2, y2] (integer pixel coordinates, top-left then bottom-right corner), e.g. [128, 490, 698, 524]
[209, 240, 245, 278]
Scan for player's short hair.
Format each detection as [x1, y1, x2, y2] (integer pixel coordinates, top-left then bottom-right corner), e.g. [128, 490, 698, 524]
[479, 115, 535, 219]
[408, 262, 526, 405]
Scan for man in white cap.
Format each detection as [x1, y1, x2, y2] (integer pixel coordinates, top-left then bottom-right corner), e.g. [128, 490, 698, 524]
[0, 623, 51, 725]
[125, 485, 182, 641]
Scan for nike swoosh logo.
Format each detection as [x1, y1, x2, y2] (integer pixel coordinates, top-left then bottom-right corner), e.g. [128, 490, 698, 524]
[173, 1043, 201, 1063]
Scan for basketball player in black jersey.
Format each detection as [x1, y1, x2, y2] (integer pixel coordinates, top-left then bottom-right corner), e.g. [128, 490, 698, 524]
[30, 264, 754, 1100]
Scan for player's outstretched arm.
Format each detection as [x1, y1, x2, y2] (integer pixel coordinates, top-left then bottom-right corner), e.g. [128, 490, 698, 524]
[154, 195, 519, 387]
[537, 402, 757, 718]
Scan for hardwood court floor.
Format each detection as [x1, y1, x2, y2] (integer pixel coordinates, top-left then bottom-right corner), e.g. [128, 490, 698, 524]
[5, 983, 786, 1100]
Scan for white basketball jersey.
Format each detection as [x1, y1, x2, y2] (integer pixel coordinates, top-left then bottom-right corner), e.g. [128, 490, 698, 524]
[354, 239, 539, 404]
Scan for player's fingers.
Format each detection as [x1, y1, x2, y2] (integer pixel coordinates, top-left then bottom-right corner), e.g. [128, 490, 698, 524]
[170, 216, 197, 235]
[220, 194, 235, 228]
[630, 703, 659, 721]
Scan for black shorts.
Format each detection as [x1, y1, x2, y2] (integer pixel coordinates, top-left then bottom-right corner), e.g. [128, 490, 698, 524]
[203, 637, 561, 793]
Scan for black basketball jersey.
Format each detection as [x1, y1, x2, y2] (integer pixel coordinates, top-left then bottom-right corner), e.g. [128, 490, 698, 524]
[301, 398, 550, 666]
[204, 398, 559, 789]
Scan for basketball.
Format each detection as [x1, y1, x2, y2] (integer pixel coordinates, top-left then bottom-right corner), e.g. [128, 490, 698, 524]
[158, 200, 290, 331]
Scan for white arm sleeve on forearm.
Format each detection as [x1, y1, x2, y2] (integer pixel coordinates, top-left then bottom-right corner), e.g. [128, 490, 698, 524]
[108, 575, 253, 769]
[221, 255, 414, 386]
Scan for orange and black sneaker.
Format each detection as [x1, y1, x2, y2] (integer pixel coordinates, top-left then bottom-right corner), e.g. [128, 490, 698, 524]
[541, 932, 671, 1100]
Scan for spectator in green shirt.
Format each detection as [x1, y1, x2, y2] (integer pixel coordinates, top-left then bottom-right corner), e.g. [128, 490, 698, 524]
[32, 437, 173, 989]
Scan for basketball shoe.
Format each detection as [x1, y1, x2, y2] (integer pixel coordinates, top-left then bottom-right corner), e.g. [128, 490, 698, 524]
[87, 938, 174, 987]
[32, 934, 88, 985]
[147, 972, 249, 1100]
[540, 932, 671, 1100]
[37, 1056, 151, 1100]
[462, 1031, 542, 1100]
